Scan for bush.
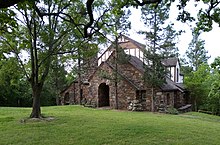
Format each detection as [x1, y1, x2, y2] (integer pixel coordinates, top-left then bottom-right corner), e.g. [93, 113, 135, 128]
[166, 107, 179, 115]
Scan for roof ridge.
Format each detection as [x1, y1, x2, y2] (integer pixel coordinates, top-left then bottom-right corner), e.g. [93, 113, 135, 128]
[120, 34, 146, 50]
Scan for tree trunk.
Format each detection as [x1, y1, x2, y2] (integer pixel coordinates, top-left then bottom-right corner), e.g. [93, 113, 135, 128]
[56, 93, 60, 105]
[115, 36, 119, 109]
[30, 85, 43, 118]
[151, 87, 155, 112]
[194, 99, 197, 112]
[78, 49, 82, 105]
[115, 81, 118, 109]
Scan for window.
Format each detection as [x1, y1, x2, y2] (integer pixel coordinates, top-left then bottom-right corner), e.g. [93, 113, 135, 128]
[64, 92, 70, 105]
[140, 51, 143, 60]
[176, 68, 179, 82]
[136, 90, 146, 101]
[130, 49, 135, 56]
[124, 49, 129, 55]
[167, 93, 170, 105]
[135, 48, 139, 58]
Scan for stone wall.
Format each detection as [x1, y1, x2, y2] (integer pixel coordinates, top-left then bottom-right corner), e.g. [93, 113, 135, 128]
[85, 62, 137, 109]
[61, 54, 99, 106]
[62, 62, 136, 109]
[174, 91, 185, 108]
[106, 57, 152, 110]
[154, 91, 175, 112]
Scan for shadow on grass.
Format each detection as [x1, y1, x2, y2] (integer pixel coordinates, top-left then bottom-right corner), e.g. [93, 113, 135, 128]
[0, 117, 15, 122]
[20, 115, 55, 123]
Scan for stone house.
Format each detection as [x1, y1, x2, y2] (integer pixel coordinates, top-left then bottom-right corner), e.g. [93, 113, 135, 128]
[60, 35, 189, 112]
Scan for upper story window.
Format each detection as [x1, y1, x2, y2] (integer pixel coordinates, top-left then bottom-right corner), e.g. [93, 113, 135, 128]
[176, 68, 179, 82]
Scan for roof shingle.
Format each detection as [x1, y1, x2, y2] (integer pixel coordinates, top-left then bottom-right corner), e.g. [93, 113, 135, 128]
[161, 57, 178, 67]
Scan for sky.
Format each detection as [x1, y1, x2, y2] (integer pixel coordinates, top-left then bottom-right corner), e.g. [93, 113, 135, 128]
[127, 2, 220, 64]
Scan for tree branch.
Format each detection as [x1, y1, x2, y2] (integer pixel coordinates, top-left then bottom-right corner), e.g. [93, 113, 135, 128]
[0, 0, 24, 8]
[38, 29, 69, 68]
[84, 0, 94, 38]
[89, 8, 110, 36]
[0, 37, 30, 80]
[59, 13, 85, 37]
[206, 0, 220, 17]
[133, 0, 162, 6]
[34, 3, 71, 18]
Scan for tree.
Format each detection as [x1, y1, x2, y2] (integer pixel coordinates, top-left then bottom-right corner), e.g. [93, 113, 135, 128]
[207, 57, 220, 115]
[184, 64, 211, 111]
[1, 0, 124, 117]
[0, 0, 72, 118]
[185, 29, 210, 71]
[92, 0, 131, 109]
[160, 24, 180, 57]
[0, 8, 17, 34]
[1, 0, 220, 34]
[0, 55, 31, 107]
[195, 0, 220, 32]
[45, 57, 68, 105]
[111, 2, 131, 109]
[140, 1, 179, 111]
[211, 56, 220, 73]
[0, 0, 162, 9]
[140, 0, 180, 58]
[176, 0, 220, 32]
[183, 29, 210, 111]
[207, 70, 220, 115]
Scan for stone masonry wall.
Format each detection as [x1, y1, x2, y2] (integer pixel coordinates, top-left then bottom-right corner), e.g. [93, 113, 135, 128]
[60, 52, 186, 111]
[86, 62, 137, 109]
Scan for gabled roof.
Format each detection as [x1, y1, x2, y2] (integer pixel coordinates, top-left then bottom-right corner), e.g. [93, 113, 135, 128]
[87, 51, 142, 90]
[128, 55, 144, 73]
[127, 55, 185, 92]
[175, 83, 185, 90]
[161, 78, 185, 92]
[119, 34, 146, 51]
[161, 57, 178, 67]
[97, 34, 145, 63]
[89, 50, 116, 81]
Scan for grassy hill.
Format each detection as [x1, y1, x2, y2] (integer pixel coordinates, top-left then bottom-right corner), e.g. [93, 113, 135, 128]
[0, 106, 220, 145]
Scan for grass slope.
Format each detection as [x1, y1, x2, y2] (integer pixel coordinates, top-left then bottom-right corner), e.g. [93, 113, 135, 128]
[0, 106, 220, 145]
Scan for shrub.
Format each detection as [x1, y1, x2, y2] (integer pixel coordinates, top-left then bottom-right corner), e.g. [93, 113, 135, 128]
[166, 107, 179, 115]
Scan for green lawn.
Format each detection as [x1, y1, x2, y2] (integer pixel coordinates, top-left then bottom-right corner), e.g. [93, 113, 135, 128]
[0, 106, 220, 145]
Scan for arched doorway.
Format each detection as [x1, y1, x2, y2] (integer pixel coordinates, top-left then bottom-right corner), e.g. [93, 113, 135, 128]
[98, 83, 110, 107]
